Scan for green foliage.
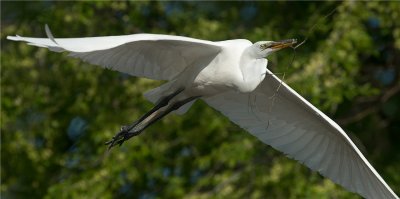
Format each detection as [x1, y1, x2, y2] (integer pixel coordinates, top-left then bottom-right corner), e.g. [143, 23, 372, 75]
[1, 2, 399, 199]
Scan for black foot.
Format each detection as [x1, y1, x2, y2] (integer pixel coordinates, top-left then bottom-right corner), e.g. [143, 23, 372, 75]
[105, 125, 141, 150]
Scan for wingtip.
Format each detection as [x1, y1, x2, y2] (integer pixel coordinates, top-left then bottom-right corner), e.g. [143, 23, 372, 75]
[6, 35, 21, 41]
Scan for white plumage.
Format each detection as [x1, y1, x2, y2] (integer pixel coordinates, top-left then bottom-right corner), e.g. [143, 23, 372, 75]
[7, 28, 398, 199]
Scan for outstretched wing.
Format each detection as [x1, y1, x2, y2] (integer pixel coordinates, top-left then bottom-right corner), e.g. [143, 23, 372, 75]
[204, 70, 398, 199]
[7, 32, 221, 80]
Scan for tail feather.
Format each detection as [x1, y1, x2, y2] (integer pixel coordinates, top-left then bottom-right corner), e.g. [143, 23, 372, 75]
[143, 85, 166, 104]
[174, 100, 196, 115]
[144, 82, 195, 115]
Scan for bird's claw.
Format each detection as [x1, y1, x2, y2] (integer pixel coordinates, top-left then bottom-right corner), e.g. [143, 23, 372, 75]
[120, 125, 129, 131]
[105, 125, 140, 150]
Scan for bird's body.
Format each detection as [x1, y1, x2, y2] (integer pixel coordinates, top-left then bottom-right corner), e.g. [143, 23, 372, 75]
[148, 39, 267, 106]
[7, 28, 399, 199]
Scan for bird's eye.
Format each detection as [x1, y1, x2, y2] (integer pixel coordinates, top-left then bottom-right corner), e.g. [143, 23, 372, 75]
[260, 43, 270, 50]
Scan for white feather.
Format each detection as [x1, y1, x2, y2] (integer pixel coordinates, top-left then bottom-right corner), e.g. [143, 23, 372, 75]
[7, 33, 221, 81]
[8, 30, 398, 199]
[205, 70, 399, 199]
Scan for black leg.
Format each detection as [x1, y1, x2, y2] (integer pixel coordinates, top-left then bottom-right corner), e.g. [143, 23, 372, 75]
[105, 95, 199, 149]
[105, 88, 188, 149]
[120, 87, 185, 132]
[130, 95, 200, 133]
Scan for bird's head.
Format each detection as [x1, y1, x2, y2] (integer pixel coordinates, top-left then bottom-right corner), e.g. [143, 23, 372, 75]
[251, 39, 297, 58]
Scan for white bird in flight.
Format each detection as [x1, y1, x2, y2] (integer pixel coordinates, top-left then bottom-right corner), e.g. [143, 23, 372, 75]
[7, 26, 398, 199]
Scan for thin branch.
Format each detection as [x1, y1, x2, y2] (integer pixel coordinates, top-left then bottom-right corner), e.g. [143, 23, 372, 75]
[337, 82, 400, 125]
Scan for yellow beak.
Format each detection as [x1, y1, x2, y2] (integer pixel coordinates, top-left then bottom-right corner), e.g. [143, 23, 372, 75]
[270, 39, 298, 50]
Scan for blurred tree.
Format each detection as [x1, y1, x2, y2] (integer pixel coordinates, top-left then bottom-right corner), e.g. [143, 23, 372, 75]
[1, 1, 399, 199]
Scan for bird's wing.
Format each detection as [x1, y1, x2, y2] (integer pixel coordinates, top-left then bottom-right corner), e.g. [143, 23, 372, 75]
[204, 70, 398, 199]
[7, 32, 221, 80]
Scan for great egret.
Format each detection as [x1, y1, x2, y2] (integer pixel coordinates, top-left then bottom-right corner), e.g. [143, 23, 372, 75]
[7, 26, 399, 199]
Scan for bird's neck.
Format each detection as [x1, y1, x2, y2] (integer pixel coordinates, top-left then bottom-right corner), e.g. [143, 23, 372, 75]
[238, 53, 268, 93]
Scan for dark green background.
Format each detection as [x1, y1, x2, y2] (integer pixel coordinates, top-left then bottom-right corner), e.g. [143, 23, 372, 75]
[1, 2, 399, 198]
